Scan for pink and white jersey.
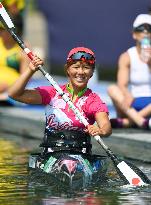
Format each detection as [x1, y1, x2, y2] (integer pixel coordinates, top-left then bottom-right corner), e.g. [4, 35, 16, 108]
[36, 84, 108, 131]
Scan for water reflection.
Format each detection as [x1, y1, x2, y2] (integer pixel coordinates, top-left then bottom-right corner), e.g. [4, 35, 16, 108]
[0, 134, 150, 205]
[0, 138, 29, 205]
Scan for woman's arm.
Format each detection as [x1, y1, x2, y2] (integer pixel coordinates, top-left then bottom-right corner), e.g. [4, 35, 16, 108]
[95, 112, 112, 137]
[86, 112, 112, 137]
[117, 52, 134, 106]
[8, 56, 43, 104]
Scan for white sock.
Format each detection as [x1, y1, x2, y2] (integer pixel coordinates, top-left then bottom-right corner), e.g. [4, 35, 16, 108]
[148, 118, 151, 129]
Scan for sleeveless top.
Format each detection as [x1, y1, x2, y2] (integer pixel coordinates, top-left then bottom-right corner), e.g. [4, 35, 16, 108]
[0, 38, 21, 86]
[128, 46, 151, 97]
[36, 84, 108, 132]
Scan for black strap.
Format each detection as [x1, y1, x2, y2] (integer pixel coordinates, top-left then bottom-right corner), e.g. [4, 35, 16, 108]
[40, 130, 92, 154]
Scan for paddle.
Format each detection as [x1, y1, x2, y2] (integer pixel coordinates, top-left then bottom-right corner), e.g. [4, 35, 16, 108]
[0, 2, 150, 186]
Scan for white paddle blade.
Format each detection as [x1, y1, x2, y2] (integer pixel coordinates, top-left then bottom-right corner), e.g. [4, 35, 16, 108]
[0, 3, 14, 28]
[117, 161, 146, 186]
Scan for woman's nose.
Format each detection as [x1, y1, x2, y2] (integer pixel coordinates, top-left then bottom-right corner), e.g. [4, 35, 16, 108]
[77, 66, 84, 73]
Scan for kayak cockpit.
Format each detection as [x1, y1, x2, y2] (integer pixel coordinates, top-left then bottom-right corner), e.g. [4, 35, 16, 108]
[28, 130, 109, 188]
[28, 151, 109, 188]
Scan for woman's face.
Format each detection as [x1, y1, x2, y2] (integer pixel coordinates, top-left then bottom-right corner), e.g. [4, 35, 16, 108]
[67, 61, 93, 90]
[133, 31, 151, 42]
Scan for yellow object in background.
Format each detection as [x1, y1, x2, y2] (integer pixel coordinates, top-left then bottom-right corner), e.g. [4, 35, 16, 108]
[0, 37, 21, 86]
[0, 0, 25, 12]
[0, 68, 19, 86]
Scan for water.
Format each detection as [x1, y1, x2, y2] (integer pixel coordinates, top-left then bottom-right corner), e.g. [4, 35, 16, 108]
[0, 133, 151, 205]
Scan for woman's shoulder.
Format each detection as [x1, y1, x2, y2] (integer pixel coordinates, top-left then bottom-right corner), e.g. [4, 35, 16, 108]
[118, 50, 131, 65]
[35, 84, 66, 105]
[86, 89, 103, 102]
[119, 46, 136, 58]
[84, 89, 108, 113]
[127, 46, 137, 55]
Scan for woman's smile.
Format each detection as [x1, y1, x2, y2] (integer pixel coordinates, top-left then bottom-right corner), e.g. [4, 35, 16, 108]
[67, 61, 93, 88]
[74, 75, 87, 83]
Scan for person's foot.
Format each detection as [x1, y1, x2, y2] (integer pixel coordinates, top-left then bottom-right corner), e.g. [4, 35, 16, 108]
[142, 119, 151, 130]
[110, 118, 123, 128]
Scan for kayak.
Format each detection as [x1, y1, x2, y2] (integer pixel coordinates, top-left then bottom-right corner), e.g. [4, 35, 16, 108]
[28, 130, 109, 188]
[28, 151, 109, 189]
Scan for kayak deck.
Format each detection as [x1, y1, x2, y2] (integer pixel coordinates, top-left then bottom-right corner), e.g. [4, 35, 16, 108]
[28, 151, 109, 189]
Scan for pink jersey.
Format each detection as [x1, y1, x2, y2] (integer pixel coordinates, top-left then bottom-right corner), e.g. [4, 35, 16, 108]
[36, 84, 108, 131]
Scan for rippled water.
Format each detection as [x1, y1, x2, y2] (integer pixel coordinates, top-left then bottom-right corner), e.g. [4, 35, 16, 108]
[0, 133, 151, 205]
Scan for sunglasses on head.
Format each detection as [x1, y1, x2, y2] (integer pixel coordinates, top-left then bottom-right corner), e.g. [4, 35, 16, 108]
[134, 24, 151, 33]
[67, 52, 95, 65]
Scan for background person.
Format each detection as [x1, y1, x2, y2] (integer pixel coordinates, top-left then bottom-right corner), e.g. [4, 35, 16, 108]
[0, 15, 29, 104]
[108, 14, 151, 129]
[8, 47, 112, 153]
[0, 0, 26, 36]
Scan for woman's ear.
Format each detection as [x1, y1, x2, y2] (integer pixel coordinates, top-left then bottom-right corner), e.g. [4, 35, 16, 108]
[66, 69, 69, 76]
[64, 64, 69, 76]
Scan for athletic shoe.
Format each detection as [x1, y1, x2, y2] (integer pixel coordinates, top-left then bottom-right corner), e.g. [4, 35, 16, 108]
[142, 118, 151, 130]
[110, 118, 123, 128]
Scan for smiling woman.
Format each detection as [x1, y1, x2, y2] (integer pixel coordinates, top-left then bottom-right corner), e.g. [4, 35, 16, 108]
[8, 46, 112, 154]
[65, 61, 93, 99]
[64, 47, 95, 101]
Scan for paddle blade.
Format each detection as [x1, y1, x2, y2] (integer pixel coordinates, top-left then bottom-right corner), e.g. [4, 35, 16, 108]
[108, 150, 150, 186]
[0, 3, 14, 29]
[95, 136, 150, 186]
[117, 161, 150, 186]
[124, 160, 150, 184]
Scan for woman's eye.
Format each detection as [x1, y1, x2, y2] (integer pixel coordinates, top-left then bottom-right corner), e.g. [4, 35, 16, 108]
[84, 66, 90, 69]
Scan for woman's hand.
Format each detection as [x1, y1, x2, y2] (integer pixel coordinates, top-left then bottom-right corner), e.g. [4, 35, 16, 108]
[84, 125, 102, 137]
[29, 55, 44, 72]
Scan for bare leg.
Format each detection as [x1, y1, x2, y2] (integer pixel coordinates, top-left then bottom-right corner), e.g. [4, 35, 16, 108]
[138, 104, 151, 118]
[108, 85, 133, 127]
[108, 84, 149, 128]
[0, 83, 9, 93]
[107, 84, 126, 117]
[126, 108, 145, 126]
